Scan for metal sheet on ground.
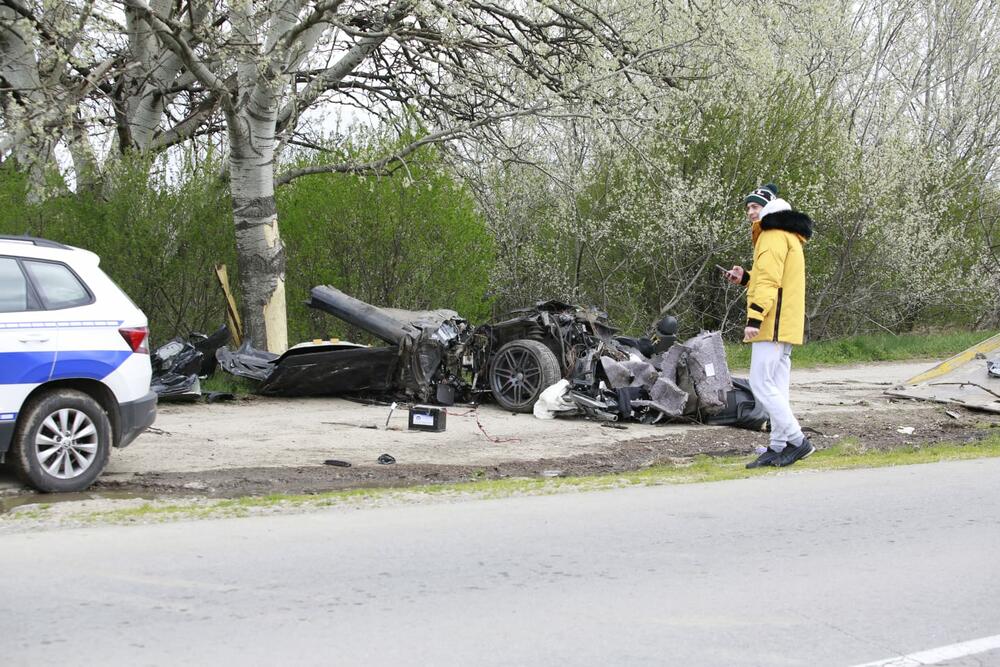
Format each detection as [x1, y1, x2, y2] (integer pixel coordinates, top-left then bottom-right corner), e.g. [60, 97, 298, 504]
[886, 334, 1000, 413]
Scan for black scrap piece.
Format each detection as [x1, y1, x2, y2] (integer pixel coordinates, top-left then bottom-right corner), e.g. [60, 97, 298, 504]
[703, 378, 769, 431]
[150, 336, 204, 401]
[436, 383, 456, 405]
[258, 345, 398, 397]
[572, 350, 599, 389]
[150, 373, 200, 401]
[323, 459, 352, 467]
[377, 453, 396, 465]
[568, 391, 619, 422]
[216, 340, 278, 381]
[190, 325, 230, 376]
[614, 386, 644, 419]
[615, 336, 655, 358]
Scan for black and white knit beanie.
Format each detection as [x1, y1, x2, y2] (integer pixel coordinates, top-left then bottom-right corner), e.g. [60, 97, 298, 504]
[744, 183, 778, 207]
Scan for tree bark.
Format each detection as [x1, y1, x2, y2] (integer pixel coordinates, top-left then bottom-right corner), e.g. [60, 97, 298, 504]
[230, 135, 288, 352]
[0, 6, 53, 201]
[228, 78, 288, 353]
[122, 2, 195, 150]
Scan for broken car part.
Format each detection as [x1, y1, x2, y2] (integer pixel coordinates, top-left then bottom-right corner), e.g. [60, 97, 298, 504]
[886, 333, 1000, 414]
[215, 340, 278, 381]
[258, 344, 397, 397]
[533, 379, 579, 420]
[150, 336, 204, 401]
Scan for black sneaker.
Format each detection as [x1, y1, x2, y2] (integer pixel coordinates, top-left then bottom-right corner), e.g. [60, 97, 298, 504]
[746, 448, 781, 469]
[775, 437, 815, 467]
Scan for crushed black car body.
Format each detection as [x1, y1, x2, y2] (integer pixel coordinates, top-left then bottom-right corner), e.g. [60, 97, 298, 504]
[258, 344, 398, 397]
[215, 286, 765, 430]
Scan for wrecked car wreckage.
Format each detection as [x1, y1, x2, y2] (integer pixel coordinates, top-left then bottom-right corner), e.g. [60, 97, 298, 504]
[150, 326, 230, 401]
[214, 286, 767, 430]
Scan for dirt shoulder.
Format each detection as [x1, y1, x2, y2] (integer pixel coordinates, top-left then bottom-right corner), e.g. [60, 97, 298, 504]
[89, 400, 1000, 498]
[3, 360, 997, 500]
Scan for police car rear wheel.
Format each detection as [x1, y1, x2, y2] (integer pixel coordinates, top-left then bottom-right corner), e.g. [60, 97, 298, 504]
[11, 389, 112, 493]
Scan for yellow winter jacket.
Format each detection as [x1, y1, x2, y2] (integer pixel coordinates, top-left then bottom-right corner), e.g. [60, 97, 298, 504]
[745, 209, 813, 345]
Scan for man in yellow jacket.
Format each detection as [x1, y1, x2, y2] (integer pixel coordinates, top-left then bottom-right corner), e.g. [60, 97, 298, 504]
[725, 184, 815, 468]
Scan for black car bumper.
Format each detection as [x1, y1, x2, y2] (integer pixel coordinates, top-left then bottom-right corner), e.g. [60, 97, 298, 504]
[0, 420, 13, 455]
[118, 390, 157, 448]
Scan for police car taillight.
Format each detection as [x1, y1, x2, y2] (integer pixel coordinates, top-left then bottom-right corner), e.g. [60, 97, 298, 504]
[119, 326, 149, 354]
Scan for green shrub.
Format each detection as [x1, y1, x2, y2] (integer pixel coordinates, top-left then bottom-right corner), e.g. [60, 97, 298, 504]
[277, 139, 493, 343]
[0, 139, 494, 347]
[0, 154, 235, 344]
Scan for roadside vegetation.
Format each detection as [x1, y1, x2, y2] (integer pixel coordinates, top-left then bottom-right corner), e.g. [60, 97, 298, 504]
[1, 3, 998, 351]
[725, 330, 999, 369]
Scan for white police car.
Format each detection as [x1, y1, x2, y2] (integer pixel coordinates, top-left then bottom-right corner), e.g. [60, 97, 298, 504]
[0, 235, 156, 492]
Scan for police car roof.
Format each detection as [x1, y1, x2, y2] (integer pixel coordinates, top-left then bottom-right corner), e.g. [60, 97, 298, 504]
[0, 235, 99, 265]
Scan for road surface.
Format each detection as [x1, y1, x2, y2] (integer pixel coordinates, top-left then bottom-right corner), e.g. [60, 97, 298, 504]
[2, 457, 999, 666]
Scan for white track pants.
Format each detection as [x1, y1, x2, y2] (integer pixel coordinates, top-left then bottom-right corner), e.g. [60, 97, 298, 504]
[749, 341, 804, 452]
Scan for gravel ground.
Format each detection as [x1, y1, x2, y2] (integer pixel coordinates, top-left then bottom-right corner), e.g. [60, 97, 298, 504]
[3, 359, 996, 503]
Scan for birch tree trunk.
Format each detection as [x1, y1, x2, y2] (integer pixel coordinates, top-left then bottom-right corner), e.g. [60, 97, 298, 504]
[230, 121, 289, 354]
[0, 6, 53, 200]
[122, 1, 189, 150]
[229, 20, 288, 354]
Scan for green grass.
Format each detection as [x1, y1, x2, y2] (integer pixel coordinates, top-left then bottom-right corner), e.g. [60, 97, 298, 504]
[725, 330, 997, 369]
[200, 372, 258, 395]
[12, 431, 998, 527]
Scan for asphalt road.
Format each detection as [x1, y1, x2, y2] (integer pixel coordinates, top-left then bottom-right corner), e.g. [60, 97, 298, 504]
[2, 458, 1000, 666]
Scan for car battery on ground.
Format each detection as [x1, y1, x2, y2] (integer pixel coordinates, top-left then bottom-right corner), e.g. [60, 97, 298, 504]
[408, 405, 447, 432]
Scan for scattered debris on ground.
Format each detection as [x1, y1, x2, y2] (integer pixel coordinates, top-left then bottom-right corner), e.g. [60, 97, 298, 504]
[886, 333, 1000, 413]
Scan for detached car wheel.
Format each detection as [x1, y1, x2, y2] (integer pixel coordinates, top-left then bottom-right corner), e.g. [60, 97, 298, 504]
[10, 389, 112, 493]
[489, 339, 561, 412]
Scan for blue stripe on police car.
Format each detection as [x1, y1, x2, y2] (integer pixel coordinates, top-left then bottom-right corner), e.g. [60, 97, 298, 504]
[1, 350, 132, 384]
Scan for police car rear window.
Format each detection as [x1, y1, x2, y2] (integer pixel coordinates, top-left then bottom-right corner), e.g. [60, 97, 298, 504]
[23, 260, 93, 310]
[0, 257, 29, 312]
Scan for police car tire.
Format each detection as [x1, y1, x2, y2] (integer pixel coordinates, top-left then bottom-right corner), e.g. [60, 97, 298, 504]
[10, 389, 112, 493]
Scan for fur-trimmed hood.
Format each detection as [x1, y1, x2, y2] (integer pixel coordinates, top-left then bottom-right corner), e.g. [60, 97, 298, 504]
[760, 209, 814, 240]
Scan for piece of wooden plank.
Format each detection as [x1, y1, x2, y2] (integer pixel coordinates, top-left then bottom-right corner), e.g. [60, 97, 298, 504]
[215, 264, 243, 347]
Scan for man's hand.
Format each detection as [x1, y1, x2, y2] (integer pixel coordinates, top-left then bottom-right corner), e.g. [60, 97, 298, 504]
[743, 326, 760, 342]
[725, 265, 744, 285]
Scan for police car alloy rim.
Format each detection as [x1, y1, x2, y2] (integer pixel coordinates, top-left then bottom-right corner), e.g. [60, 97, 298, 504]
[34, 408, 99, 479]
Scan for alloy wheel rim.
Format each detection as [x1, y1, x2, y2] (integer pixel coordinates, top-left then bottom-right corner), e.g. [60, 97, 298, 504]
[492, 347, 543, 407]
[34, 408, 98, 479]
